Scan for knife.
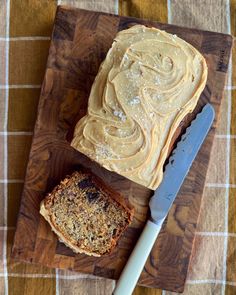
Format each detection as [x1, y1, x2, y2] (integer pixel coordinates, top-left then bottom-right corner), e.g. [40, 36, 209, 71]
[113, 103, 215, 295]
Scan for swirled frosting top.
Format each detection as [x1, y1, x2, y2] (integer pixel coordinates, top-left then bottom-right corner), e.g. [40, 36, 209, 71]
[71, 25, 208, 190]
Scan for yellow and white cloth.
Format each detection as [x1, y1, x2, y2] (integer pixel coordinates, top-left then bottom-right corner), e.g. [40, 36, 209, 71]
[0, 0, 235, 294]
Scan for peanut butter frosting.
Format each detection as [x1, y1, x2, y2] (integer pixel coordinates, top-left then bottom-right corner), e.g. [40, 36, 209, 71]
[71, 25, 208, 190]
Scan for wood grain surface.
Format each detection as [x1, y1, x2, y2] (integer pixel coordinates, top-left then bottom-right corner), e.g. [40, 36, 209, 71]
[11, 6, 232, 293]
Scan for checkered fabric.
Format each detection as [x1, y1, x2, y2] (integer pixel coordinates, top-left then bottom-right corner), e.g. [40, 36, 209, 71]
[0, 0, 235, 294]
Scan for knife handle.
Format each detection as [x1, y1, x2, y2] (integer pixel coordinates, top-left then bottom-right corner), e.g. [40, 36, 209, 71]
[113, 219, 164, 295]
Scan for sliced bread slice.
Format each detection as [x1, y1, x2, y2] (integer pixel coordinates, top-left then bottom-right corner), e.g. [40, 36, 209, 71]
[40, 170, 133, 257]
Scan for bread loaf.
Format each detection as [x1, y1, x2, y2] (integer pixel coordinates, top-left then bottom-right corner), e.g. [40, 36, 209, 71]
[71, 25, 208, 189]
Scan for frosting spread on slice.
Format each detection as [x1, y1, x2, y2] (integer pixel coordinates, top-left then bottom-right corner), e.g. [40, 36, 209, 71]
[71, 25, 208, 190]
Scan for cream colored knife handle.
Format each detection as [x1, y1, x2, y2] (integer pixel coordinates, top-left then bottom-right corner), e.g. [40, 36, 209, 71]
[113, 219, 164, 295]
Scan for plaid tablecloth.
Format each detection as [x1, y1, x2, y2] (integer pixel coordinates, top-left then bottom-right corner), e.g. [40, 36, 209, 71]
[0, 0, 235, 294]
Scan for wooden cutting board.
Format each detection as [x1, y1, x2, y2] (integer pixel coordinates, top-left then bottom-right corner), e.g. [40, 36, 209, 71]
[12, 6, 232, 293]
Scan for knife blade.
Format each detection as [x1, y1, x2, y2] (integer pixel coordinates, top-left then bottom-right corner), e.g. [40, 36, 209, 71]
[113, 103, 215, 295]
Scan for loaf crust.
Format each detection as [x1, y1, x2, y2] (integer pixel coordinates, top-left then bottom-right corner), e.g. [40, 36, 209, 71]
[40, 171, 133, 257]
